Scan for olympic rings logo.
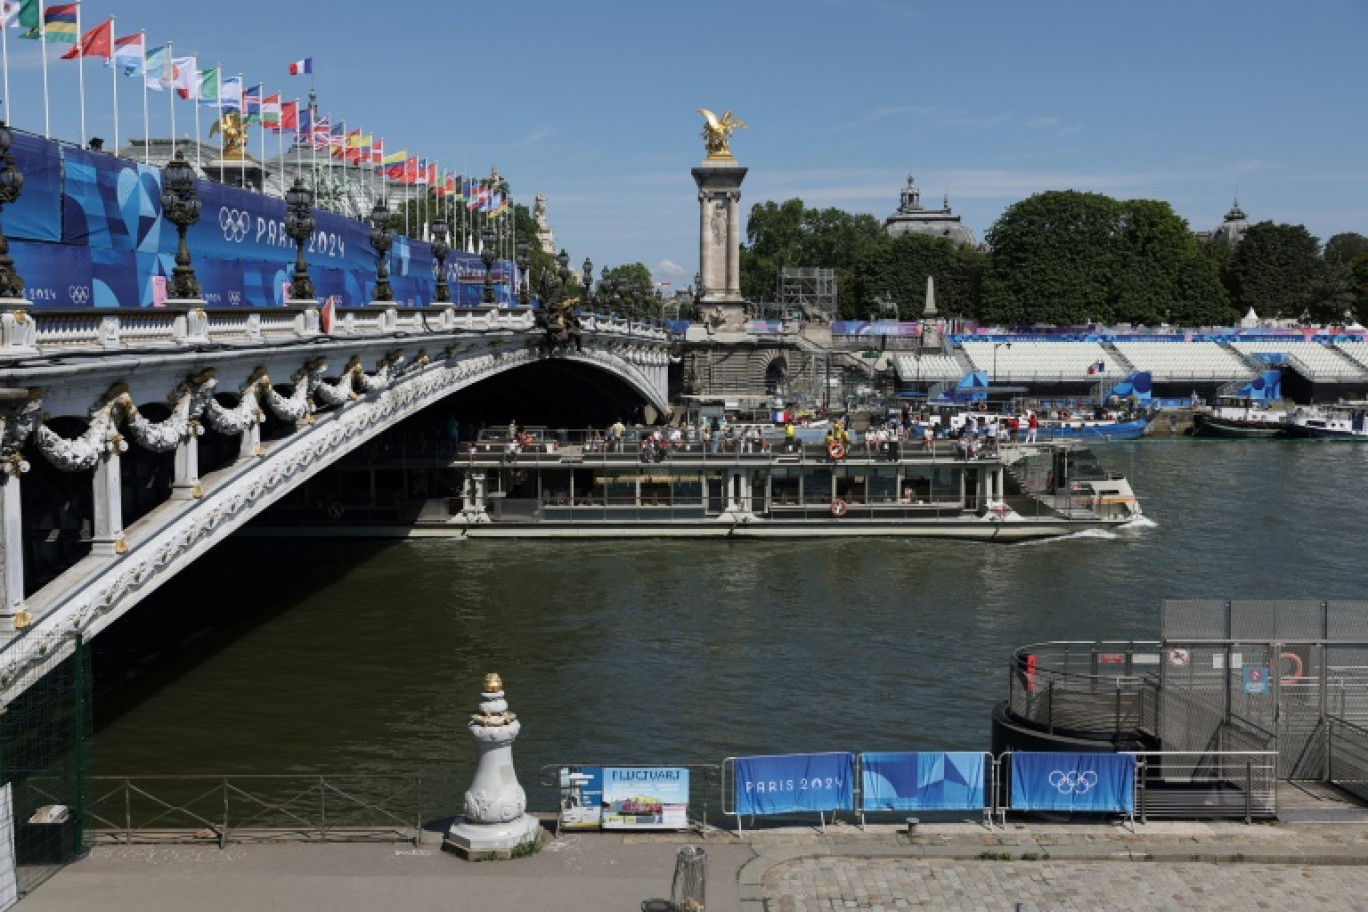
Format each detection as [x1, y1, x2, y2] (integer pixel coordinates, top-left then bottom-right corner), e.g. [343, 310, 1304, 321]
[1048, 770, 1098, 795]
[218, 207, 251, 243]
[67, 285, 90, 305]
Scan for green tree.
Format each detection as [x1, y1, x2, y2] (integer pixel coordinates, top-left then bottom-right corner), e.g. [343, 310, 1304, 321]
[596, 263, 656, 318]
[980, 191, 1123, 325]
[1224, 222, 1322, 321]
[852, 234, 985, 321]
[1113, 200, 1230, 326]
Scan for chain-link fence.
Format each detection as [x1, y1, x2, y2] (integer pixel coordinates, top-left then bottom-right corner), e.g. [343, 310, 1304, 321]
[0, 633, 90, 898]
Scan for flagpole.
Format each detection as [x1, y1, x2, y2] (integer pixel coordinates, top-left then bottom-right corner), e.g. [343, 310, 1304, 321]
[39, 0, 50, 138]
[75, 3, 87, 146]
[216, 66, 224, 163]
[139, 31, 149, 164]
[193, 60, 202, 170]
[1, 12, 10, 130]
[110, 17, 119, 154]
[166, 42, 175, 155]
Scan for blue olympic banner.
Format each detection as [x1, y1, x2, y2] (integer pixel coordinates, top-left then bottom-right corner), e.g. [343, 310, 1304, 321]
[859, 752, 986, 812]
[733, 752, 854, 817]
[62, 148, 166, 252]
[10, 131, 62, 242]
[1009, 751, 1135, 814]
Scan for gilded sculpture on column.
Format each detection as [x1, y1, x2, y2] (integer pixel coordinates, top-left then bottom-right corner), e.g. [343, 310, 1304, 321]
[697, 108, 747, 160]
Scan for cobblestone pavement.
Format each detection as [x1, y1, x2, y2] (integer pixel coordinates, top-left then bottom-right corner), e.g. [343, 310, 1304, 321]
[763, 857, 1368, 911]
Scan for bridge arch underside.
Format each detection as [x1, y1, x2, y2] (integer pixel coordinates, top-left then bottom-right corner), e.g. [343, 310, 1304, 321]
[6, 340, 668, 668]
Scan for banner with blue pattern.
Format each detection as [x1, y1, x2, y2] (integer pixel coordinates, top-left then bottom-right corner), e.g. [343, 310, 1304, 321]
[10, 131, 62, 242]
[1009, 752, 1134, 813]
[859, 752, 986, 811]
[733, 752, 854, 817]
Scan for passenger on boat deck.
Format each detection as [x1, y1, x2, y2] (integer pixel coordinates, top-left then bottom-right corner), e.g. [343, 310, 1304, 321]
[1027, 412, 1039, 443]
[923, 426, 934, 451]
[864, 426, 876, 456]
[611, 419, 626, 453]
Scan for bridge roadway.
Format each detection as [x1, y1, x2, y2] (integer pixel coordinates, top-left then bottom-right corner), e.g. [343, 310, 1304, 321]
[0, 301, 672, 701]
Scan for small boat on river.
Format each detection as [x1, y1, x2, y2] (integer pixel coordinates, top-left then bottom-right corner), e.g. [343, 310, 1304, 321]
[260, 430, 1143, 542]
[1286, 403, 1368, 440]
[1191, 396, 1290, 439]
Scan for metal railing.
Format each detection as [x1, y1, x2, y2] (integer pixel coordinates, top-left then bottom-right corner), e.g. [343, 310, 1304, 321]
[1328, 717, 1368, 802]
[83, 774, 466, 847]
[1126, 751, 1278, 823]
[1007, 642, 1161, 739]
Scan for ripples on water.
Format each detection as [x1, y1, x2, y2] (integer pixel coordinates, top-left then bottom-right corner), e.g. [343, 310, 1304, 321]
[91, 442, 1368, 797]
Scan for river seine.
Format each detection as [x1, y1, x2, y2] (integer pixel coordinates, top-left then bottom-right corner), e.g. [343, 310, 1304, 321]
[89, 441, 1368, 803]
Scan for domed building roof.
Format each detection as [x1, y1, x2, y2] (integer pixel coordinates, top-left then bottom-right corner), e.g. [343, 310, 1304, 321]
[883, 173, 976, 246]
[1205, 198, 1250, 246]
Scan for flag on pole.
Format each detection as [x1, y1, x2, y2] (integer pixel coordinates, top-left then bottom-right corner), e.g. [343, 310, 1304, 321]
[217, 75, 243, 111]
[262, 93, 282, 128]
[143, 44, 171, 88]
[0, 1, 23, 29]
[287, 57, 311, 75]
[110, 32, 144, 75]
[25, 2, 76, 42]
[14, 0, 38, 34]
[380, 149, 406, 166]
[242, 84, 262, 122]
[59, 17, 112, 59]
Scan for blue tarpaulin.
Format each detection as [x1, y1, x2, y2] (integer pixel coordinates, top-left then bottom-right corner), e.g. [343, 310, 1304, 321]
[733, 752, 855, 816]
[860, 752, 986, 811]
[1010, 752, 1134, 813]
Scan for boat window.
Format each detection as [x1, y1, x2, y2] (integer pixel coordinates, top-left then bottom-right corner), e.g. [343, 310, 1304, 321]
[770, 469, 800, 506]
[902, 465, 960, 503]
[595, 470, 637, 507]
[640, 473, 672, 506]
[864, 467, 900, 504]
[800, 467, 833, 505]
[836, 470, 865, 504]
[671, 472, 703, 503]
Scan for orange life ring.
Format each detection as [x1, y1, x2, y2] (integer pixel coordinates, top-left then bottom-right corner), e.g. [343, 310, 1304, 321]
[830, 499, 849, 518]
[1279, 651, 1304, 685]
[977, 402, 987, 411]
[827, 440, 846, 460]
[1061, 409, 1071, 420]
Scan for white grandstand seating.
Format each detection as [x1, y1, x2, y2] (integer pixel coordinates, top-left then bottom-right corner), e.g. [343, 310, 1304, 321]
[1324, 342, 1368, 374]
[960, 341, 1119, 382]
[1109, 341, 1255, 382]
[1231, 341, 1368, 381]
[891, 353, 964, 382]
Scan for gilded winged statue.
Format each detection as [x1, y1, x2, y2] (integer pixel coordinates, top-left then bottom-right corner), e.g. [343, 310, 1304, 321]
[209, 111, 250, 161]
[697, 108, 747, 159]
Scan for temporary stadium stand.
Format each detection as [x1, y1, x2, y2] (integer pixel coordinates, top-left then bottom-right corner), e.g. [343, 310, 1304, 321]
[1232, 341, 1368, 381]
[960, 341, 1120, 383]
[1332, 342, 1368, 372]
[891, 353, 966, 383]
[1109, 341, 1255, 382]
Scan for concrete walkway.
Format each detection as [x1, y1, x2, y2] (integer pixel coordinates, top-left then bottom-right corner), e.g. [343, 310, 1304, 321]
[17, 818, 1368, 911]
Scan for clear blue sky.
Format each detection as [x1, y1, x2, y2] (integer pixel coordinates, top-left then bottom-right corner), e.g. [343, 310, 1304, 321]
[3, 0, 1365, 286]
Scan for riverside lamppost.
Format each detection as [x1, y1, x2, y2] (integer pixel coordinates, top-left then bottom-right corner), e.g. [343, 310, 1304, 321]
[0, 121, 27, 300]
[555, 249, 570, 300]
[582, 257, 593, 307]
[479, 227, 496, 304]
[284, 178, 316, 301]
[368, 200, 393, 302]
[515, 241, 530, 307]
[431, 219, 451, 304]
[160, 151, 202, 301]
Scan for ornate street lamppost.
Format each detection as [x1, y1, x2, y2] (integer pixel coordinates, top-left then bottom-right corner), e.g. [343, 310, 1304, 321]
[655, 287, 663, 324]
[581, 257, 593, 308]
[368, 200, 393, 302]
[555, 249, 570, 300]
[480, 227, 496, 304]
[284, 178, 316, 301]
[515, 241, 530, 307]
[431, 219, 452, 304]
[161, 151, 202, 300]
[0, 121, 28, 300]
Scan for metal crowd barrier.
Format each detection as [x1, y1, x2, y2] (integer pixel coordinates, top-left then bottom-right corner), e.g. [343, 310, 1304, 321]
[1123, 751, 1278, 824]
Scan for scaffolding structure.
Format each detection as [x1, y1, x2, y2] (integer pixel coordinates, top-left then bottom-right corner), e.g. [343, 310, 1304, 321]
[777, 268, 837, 323]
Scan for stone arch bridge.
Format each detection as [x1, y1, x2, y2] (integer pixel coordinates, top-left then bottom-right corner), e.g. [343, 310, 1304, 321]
[0, 303, 672, 700]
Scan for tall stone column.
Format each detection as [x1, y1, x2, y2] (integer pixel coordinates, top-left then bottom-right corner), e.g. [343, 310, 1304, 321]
[91, 443, 126, 556]
[171, 423, 203, 500]
[692, 163, 748, 329]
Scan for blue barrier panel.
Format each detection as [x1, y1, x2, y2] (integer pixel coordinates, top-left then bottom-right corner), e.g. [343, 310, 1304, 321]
[860, 752, 986, 812]
[9, 132, 62, 242]
[1010, 752, 1134, 813]
[734, 752, 854, 816]
[61, 147, 165, 252]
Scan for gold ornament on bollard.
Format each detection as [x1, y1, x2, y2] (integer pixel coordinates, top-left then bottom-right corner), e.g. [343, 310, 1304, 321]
[697, 108, 747, 160]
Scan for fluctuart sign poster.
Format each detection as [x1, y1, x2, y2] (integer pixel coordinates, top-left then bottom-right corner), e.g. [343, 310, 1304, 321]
[601, 767, 690, 830]
[557, 766, 604, 830]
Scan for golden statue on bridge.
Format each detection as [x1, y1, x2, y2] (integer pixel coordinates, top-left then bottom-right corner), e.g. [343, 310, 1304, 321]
[697, 108, 747, 160]
[209, 111, 252, 161]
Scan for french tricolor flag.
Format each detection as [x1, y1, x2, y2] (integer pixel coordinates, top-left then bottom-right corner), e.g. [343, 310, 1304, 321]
[288, 57, 312, 76]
